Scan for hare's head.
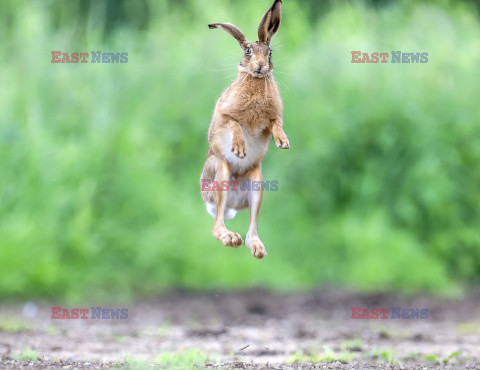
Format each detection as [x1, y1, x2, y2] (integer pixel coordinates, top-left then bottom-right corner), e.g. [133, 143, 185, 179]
[209, 0, 282, 78]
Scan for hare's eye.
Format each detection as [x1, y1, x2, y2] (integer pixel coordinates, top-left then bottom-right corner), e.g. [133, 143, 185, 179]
[245, 48, 251, 55]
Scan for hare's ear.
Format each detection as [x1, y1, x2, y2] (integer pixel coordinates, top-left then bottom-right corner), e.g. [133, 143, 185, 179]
[208, 23, 248, 49]
[258, 0, 282, 46]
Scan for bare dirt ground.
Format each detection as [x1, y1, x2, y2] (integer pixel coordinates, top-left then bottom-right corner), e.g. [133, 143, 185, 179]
[1, 289, 480, 369]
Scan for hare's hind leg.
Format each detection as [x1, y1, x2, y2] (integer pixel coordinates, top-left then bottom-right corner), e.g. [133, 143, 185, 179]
[210, 157, 243, 248]
[240, 165, 267, 259]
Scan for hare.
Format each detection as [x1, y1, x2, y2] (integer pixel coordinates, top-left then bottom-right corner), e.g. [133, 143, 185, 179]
[200, 0, 289, 259]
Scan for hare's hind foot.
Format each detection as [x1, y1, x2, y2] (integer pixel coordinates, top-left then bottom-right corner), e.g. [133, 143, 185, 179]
[246, 233, 267, 259]
[213, 226, 243, 248]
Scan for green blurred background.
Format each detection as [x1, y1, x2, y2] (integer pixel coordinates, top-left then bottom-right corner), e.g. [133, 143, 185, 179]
[1, 0, 479, 302]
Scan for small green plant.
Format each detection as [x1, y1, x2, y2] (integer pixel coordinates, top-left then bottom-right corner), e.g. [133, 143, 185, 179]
[14, 348, 37, 361]
[123, 353, 150, 369]
[443, 351, 461, 364]
[368, 349, 394, 361]
[426, 354, 438, 362]
[426, 351, 461, 364]
[381, 350, 394, 363]
[289, 347, 354, 364]
[155, 350, 213, 369]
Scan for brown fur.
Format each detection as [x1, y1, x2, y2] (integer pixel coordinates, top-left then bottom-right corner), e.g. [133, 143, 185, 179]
[208, 23, 248, 48]
[258, 0, 282, 45]
[201, 0, 288, 259]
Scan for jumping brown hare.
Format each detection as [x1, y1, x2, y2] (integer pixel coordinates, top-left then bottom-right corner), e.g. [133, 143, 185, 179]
[200, 0, 289, 259]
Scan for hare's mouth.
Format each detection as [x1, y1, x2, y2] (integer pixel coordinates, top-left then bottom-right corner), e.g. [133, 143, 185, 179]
[252, 68, 268, 78]
[238, 65, 267, 78]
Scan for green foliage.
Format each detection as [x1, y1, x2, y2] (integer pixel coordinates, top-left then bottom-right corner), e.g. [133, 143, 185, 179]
[381, 350, 394, 363]
[0, 319, 31, 333]
[426, 351, 462, 364]
[121, 350, 213, 369]
[443, 351, 461, 364]
[426, 353, 438, 362]
[155, 350, 213, 368]
[290, 347, 354, 364]
[123, 353, 151, 369]
[14, 348, 37, 361]
[0, 0, 479, 300]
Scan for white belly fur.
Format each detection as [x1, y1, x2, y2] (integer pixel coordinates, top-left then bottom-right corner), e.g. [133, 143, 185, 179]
[210, 127, 270, 214]
[223, 129, 270, 175]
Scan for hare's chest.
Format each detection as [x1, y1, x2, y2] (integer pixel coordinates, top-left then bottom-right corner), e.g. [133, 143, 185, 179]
[223, 88, 280, 123]
[242, 93, 278, 118]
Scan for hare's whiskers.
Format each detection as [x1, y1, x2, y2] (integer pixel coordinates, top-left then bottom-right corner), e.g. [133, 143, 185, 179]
[215, 73, 238, 82]
[210, 67, 237, 72]
[264, 77, 268, 102]
[274, 52, 291, 64]
[235, 72, 248, 86]
[274, 75, 290, 91]
[272, 43, 286, 51]
[275, 70, 294, 77]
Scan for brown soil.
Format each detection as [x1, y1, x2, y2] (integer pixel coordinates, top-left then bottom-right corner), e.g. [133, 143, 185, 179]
[1, 289, 480, 369]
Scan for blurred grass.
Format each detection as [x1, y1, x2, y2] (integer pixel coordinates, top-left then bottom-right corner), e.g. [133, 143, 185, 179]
[0, 0, 479, 301]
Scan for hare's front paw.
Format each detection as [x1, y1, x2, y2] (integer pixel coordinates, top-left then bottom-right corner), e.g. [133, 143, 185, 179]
[274, 133, 290, 149]
[246, 235, 267, 259]
[232, 139, 246, 158]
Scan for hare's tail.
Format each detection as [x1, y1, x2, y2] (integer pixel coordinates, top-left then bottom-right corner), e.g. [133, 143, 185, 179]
[206, 202, 238, 221]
